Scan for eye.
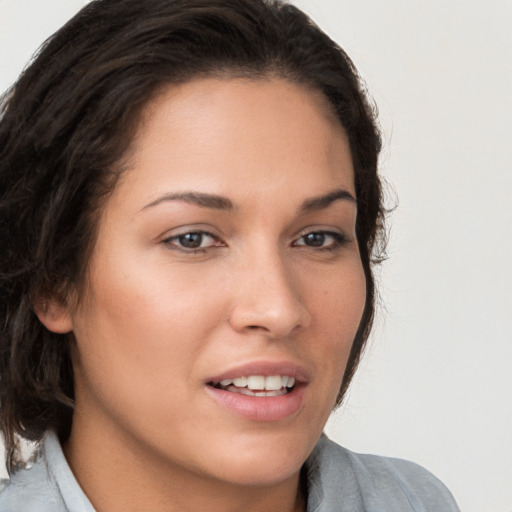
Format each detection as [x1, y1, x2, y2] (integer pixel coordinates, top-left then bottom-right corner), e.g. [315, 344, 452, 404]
[293, 230, 348, 250]
[162, 231, 223, 252]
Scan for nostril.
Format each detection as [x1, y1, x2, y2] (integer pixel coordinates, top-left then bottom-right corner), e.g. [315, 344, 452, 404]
[245, 324, 275, 333]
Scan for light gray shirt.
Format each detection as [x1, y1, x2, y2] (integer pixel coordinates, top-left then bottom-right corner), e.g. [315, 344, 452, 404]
[0, 431, 460, 511]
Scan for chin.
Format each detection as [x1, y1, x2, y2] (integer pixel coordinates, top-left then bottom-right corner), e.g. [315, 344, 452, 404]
[198, 429, 313, 487]
[213, 458, 304, 488]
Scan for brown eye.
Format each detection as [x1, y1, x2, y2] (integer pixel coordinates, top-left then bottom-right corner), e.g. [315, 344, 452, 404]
[163, 231, 223, 252]
[178, 232, 204, 248]
[302, 232, 325, 247]
[294, 231, 349, 250]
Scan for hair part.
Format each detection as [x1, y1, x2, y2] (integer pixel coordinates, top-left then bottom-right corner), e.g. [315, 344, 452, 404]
[0, 0, 384, 468]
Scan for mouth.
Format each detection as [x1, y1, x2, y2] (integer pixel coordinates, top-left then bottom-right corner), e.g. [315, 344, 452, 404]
[205, 363, 307, 421]
[208, 375, 297, 397]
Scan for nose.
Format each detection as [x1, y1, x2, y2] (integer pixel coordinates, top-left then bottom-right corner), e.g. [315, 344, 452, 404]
[228, 249, 311, 339]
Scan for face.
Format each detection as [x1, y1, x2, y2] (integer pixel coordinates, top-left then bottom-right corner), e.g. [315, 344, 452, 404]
[63, 78, 366, 488]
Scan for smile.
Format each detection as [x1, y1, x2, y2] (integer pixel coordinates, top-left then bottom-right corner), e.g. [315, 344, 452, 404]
[205, 364, 307, 421]
[210, 375, 296, 397]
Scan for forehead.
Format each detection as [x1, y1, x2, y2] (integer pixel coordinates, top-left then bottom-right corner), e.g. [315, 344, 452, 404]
[111, 77, 354, 211]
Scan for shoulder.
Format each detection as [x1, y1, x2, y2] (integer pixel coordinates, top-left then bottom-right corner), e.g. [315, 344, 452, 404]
[0, 431, 94, 512]
[305, 434, 460, 512]
[0, 451, 66, 512]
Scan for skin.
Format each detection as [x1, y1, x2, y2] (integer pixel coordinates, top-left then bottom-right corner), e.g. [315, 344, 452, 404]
[37, 78, 366, 512]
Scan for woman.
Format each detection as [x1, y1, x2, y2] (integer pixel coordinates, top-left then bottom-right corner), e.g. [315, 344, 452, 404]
[0, 0, 460, 510]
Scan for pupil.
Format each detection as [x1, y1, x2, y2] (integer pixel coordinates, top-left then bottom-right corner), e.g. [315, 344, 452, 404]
[305, 232, 324, 247]
[179, 233, 202, 248]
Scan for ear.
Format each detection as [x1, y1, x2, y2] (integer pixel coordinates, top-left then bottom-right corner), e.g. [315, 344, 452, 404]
[33, 297, 74, 334]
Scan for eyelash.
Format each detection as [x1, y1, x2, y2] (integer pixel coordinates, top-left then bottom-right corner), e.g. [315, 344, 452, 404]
[293, 231, 349, 252]
[162, 229, 349, 254]
[162, 231, 223, 253]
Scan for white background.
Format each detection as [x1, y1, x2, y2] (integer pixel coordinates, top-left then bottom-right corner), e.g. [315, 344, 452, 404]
[1, 1, 511, 511]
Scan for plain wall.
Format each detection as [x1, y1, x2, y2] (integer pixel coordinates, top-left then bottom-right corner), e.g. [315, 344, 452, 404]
[1, 1, 511, 511]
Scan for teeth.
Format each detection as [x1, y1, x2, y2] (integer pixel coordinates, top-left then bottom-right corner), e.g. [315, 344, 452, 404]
[247, 375, 265, 390]
[265, 375, 283, 391]
[237, 387, 288, 397]
[217, 375, 296, 391]
[233, 377, 247, 387]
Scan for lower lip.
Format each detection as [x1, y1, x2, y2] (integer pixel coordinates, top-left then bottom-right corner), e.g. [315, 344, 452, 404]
[205, 385, 306, 422]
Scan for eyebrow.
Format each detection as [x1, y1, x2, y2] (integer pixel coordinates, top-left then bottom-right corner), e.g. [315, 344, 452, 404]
[142, 188, 355, 213]
[143, 192, 234, 211]
[299, 189, 356, 213]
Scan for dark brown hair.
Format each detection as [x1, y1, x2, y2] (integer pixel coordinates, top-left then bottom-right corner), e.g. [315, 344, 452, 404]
[0, 0, 384, 465]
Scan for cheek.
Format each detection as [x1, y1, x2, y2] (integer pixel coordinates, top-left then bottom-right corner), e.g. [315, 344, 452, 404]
[309, 262, 366, 379]
[70, 257, 227, 409]
[313, 258, 366, 335]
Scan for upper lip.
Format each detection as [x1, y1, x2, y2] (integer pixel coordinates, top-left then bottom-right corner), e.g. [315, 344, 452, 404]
[206, 360, 309, 385]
